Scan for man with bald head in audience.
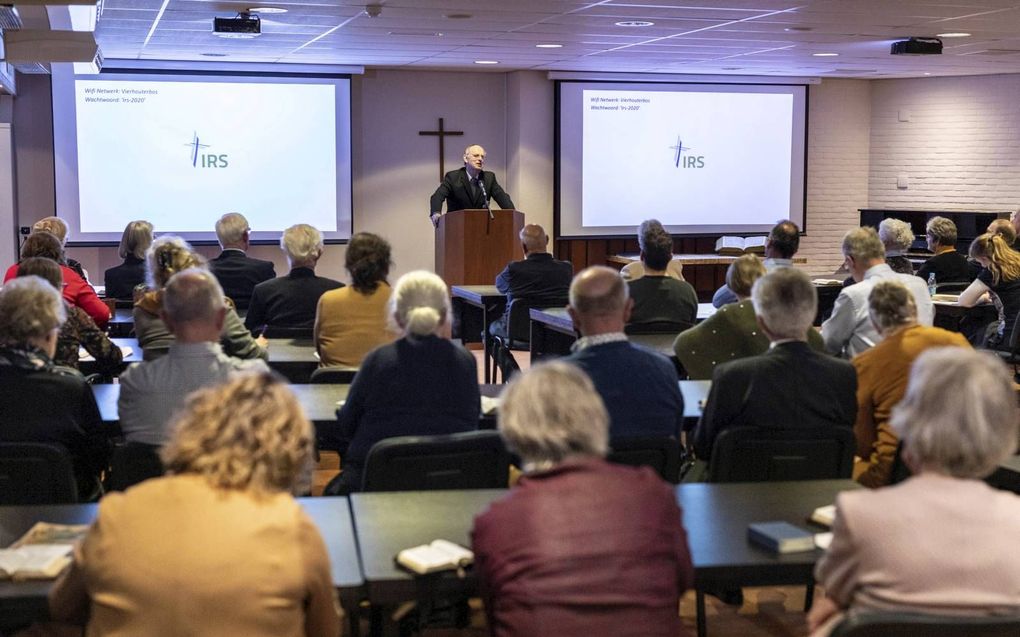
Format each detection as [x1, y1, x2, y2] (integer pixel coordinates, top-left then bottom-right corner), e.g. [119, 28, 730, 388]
[692, 268, 857, 469]
[118, 268, 268, 446]
[712, 220, 801, 308]
[489, 224, 573, 340]
[564, 266, 684, 440]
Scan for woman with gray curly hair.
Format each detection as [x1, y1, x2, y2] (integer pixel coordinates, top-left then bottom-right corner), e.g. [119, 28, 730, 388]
[0, 276, 108, 499]
[472, 362, 694, 636]
[49, 372, 343, 636]
[325, 270, 480, 494]
[809, 348, 1020, 635]
[878, 218, 917, 275]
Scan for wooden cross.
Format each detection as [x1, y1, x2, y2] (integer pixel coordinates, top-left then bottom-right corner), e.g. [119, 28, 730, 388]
[419, 117, 464, 181]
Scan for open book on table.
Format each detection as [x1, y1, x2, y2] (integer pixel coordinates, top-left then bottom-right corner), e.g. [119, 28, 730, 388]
[396, 539, 473, 575]
[715, 236, 766, 256]
[0, 522, 89, 580]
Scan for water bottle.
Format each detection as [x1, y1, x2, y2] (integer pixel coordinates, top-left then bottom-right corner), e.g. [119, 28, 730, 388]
[927, 272, 937, 297]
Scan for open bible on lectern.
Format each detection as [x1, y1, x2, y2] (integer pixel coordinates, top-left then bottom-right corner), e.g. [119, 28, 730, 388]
[435, 209, 524, 286]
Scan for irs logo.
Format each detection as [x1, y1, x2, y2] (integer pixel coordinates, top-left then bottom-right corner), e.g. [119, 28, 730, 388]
[185, 132, 229, 168]
[669, 135, 704, 169]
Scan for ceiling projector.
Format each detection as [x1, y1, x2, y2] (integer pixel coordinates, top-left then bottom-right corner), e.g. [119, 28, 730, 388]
[891, 37, 942, 55]
[213, 13, 261, 38]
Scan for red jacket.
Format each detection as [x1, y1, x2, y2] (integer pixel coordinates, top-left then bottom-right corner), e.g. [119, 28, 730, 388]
[472, 458, 694, 637]
[5, 263, 110, 329]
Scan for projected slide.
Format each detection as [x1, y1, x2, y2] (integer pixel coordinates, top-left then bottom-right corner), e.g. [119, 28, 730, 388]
[51, 67, 353, 243]
[558, 82, 807, 238]
[74, 79, 336, 232]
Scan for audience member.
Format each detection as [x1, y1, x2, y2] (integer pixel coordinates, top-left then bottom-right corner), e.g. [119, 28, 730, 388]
[134, 236, 267, 361]
[16, 257, 122, 375]
[31, 216, 89, 281]
[988, 217, 1020, 251]
[315, 232, 396, 367]
[625, 220, 697, 330]
[0, 276, 108, 499]
[960, 231, 1020, 350]
[119, 269, 268, 446]
[712, 220, 800, 308]
[619, 219, 685, 282]
[809, 348, 1020, 636]
[208, 212, 276, 308]
[326, 271, 479, 494]
[104, 220, 153, 300]
[821, 227, 933, 358]
[49, 373, 343, 636]
[563, 266, 684, 439]
[851, 281, 970, 488]
[245, 224, 342, 335]
[490, 224, 573, 340]
[916, 216, 978, 284]
[877, 217, 917, 275]
[4, 231, 110, 329]
[472, 362, 693, 637]
[692, 268, 857, 466]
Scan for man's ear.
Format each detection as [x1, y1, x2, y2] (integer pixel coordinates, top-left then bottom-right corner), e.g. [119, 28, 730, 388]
[567, 305, 580, 326]
[622, 297, 634, 323]
[214, 306, 227, 332]
[754, 313, 775, 341]
[160, 309, 176, 335]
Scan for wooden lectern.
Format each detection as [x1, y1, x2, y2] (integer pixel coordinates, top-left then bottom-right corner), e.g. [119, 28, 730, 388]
[435, 209, 525, 286]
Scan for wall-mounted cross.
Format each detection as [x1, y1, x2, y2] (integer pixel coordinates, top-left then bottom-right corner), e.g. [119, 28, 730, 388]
[419, 117, 465, 181]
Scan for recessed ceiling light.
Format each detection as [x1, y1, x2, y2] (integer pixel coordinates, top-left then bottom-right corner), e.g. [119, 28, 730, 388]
[474, 60, 499, 65]
[936, 32, 971, 38]
[247, 6, 287, 13]
[201, 52, 228, 57]
[812, 52, 839, 57]
[615, 20, 654, 27]
[445, 13, 472, 19]
[924, 72, 932, 75]
[536, 43, 563, 49]
[785, 26, 812, 32]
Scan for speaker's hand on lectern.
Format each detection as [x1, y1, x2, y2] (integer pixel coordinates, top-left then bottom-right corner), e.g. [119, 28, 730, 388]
[430, 212, 442, 228]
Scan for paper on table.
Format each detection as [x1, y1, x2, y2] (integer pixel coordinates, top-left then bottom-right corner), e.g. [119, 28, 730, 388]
[480, 395, 501, 415]
[814, 532, 833, 550]
[78, 345, 132, 362]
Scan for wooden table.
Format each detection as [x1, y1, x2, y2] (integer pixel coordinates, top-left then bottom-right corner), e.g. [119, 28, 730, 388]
[450, 285, 506, 383]
[0, 498, 363, 633]
[676, 479, 860, 637]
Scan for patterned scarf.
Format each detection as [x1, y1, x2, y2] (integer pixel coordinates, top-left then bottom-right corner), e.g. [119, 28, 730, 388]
[0, 344, 54, 371]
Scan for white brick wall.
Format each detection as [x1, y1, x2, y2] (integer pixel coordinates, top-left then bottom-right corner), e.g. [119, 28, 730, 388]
[869, 74, 1020, 212]
[802, 79, 872, 275]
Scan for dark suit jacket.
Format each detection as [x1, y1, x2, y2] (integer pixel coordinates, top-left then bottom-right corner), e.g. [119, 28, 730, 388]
[472, 458, 693, 637]
[915, 250, 979, 284]
[208, 249, 276, 309]
[495, 253, 573, 309]
[429, 167, 515, 214]
[693, 340, 857, 460]
[244, 267, 343, 333]
[104, 256, 146, 300]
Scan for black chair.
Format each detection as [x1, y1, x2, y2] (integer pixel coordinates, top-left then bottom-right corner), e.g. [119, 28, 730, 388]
[260, 325, 314, 339]
[707, 426, 855, 483]
[0, 443, 77, 505]
[309, 366, 359, 384]
[502, 298, 539, 349]
[624, 319, 691, 335]
[490, 335, 522, 384]
[830, 611, 1020, 637]
[106, 442, 164, 492]
[361, 430, 510, 492]
[607, 436, 682, 483]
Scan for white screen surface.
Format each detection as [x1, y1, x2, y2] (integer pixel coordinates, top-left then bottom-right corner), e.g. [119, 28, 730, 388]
[52, 67, 353, 244]
[558, 82, 807, 238]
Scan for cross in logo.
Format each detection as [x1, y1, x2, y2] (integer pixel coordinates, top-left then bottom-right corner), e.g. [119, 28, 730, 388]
[185, 132, 210, 167]
[669, 135, 691, 168]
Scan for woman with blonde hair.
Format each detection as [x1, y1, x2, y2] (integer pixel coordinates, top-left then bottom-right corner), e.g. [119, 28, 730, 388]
[325, 270, 479, 494]
[49, 373, 343, 636]
[959, 231, 1020, 349]
[134, 235, 267, 360]
[104, 220, 154, 300]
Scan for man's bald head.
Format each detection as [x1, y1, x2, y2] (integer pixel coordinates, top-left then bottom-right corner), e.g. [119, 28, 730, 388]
[520, 224, 549, 254]
[163, 268, 226, 326]
[569, 266, 629, 327]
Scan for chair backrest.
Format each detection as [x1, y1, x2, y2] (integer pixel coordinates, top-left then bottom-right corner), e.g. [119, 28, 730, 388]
[708, 426, 855, 483]
[0, 443, 78, 505]
[625, 320, 692, 336]
[106, 442, 164, 492]
[506, 298, 538, 345]
[361, 430, 510, 492]
[830, 611, 1020, 637]
[310, 366, 359, 384]
[261, 325, 315, 339]
[607, 436, 682, 483]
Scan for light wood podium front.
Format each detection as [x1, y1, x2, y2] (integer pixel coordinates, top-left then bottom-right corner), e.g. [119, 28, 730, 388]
[435, 209, 524, 286]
